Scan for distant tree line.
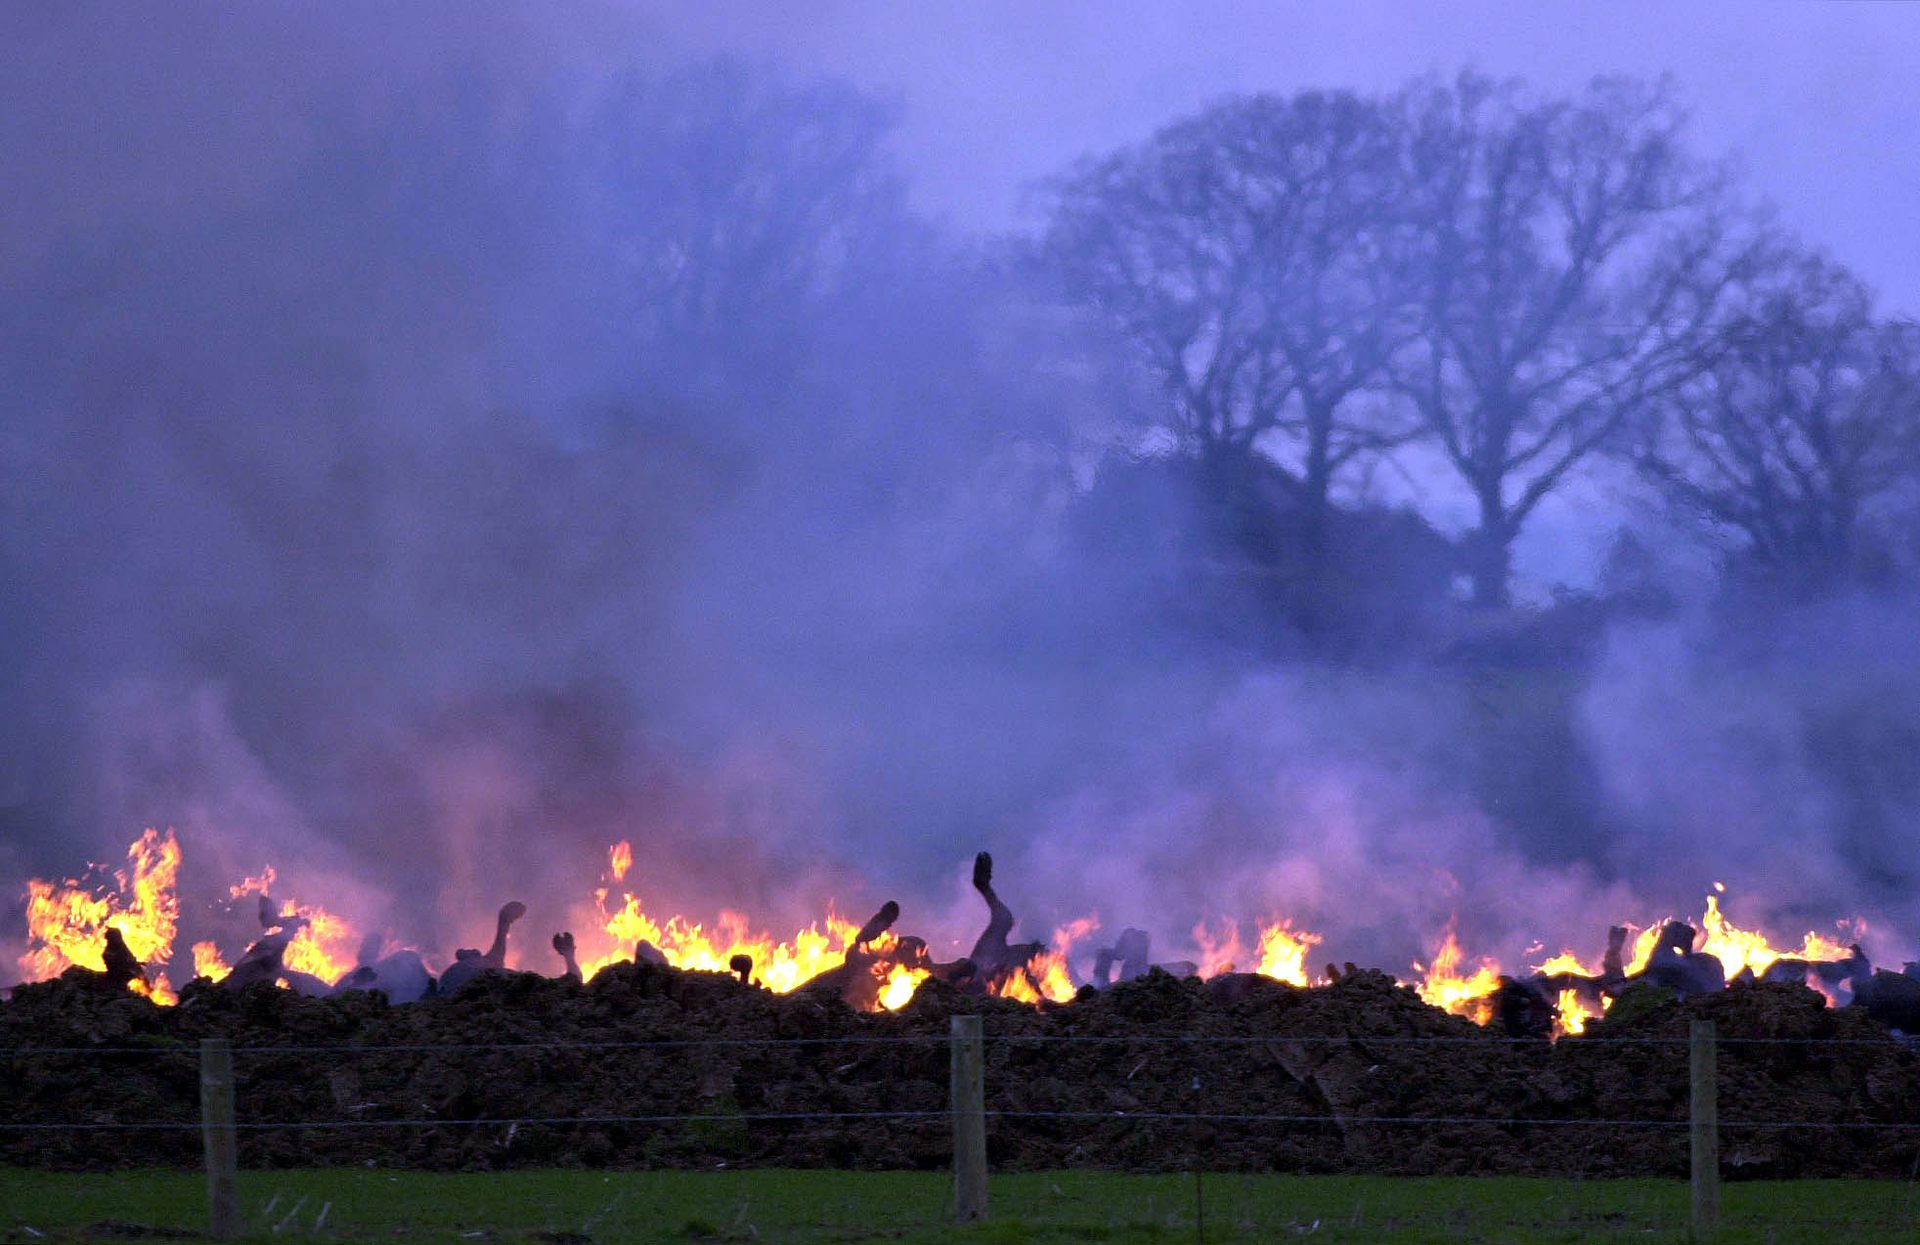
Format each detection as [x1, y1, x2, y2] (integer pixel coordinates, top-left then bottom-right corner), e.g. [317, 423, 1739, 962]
[1029, 72, 1920, 609]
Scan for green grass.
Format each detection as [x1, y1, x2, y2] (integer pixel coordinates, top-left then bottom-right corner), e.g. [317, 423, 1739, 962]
[4, 1169, 1918, 1245]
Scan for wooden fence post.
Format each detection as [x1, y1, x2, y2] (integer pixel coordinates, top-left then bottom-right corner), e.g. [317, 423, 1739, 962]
[199, 1037, 240, 1240]
[1689, 1019, 1718, 1239]
[950, 1014, 987, 1223]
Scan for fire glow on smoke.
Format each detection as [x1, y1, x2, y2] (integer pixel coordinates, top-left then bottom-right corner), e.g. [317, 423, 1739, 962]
[13, 829, 1873, 1032]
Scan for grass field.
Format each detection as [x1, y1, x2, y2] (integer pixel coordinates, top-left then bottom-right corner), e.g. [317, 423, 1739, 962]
[4, 1169, 1918, 1245]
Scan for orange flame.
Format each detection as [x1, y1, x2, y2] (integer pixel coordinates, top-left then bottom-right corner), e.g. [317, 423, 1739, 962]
[1037, 915, 1098, 1001]
[588, 893, 866, 991]
[192, 940, 232, 981]
[278, 901, 357, 983]
[1556, 988, 1595, 1036]
[1254, 919, 1321, 987]
[12, 833, 1882, 1029]
[992, 969, 1042, 1004]
[1192, 917, 1324, 986]
[1699, 892, 1857, 985]
[1531, 949, 1599, 978]
[985, 914, 1095, 1005]
[1616, 890, 1862, 995]
[1528, 948, 1609, 1038]
[229, 868, 276, 899]
[875, 961, 927, 1010]
[579, 843, 912, 1006]
[200, 864, 358, 987]
[20, 828, 181, 1004]
[1624, 923, 1665, 976]
[1020, 950, 1077, 1003]
[1413, 923, 1499, 1025]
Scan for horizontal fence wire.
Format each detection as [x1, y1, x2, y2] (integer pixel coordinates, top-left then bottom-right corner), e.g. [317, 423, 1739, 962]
[6, 1036, 950, 1055]
[5, 1112, 1920, 1133]
[8, 1029, 1916, 1141]
[6, 1032, 1915, 1056]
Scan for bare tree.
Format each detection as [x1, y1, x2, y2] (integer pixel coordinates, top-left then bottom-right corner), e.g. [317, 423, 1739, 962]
[1034, 91, 1418, 568]
[582, 61, 907, 365]
[1391, 73, 1760, 607]
[1635, 253, 1920, 580]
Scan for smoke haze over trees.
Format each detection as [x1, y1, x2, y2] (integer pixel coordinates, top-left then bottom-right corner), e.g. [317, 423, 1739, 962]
[3, 7, 1918, 979]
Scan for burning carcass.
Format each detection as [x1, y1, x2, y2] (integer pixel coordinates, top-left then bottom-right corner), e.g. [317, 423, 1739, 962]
[1090, 928, 1198, 988]
[221, 895, 326, 994]
[331, 934, 436, 1004]
[796, 900, 936, 1010]
[436, 901, 529, 994]
[16, 829, 1920, 1044]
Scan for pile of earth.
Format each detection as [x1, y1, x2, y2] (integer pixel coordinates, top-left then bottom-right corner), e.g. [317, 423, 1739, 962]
[4, 964, 1917, 1177]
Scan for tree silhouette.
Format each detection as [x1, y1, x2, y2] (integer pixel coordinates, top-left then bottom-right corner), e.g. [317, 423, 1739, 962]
[1035, 91, 1419, 575]
[1390, 73, 1761, 607]
[1635, 251, 1920, 582]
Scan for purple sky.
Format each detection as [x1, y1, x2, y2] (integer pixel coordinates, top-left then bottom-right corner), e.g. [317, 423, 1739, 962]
[653, 2, 1919, 315]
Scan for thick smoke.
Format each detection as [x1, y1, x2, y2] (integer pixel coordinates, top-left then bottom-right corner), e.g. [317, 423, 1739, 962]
[0, 5, 1145, 962]
[1581, 588, 1920, 948]
[3, 6, 1914, 980]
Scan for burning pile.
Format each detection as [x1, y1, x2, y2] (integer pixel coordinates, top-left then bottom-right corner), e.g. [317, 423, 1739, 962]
[11, 830, 1920, 1040]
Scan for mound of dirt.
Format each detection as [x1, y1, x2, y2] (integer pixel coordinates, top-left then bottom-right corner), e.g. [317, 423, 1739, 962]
[4, 966, 1916, 1177]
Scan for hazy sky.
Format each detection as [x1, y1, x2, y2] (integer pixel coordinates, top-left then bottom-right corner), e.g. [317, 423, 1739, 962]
[6, 3, 1918, 977]
[6, 3, 1909, 595]
[635, 1, 1920, 592]
[653, 2, 1920, 315]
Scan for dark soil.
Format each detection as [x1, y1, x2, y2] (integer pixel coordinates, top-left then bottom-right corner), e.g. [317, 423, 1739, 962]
[4, 964, 1916, 1177]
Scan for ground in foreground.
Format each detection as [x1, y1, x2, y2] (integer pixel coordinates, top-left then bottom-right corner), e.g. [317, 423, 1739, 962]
[4, 1169, 1917, 1244]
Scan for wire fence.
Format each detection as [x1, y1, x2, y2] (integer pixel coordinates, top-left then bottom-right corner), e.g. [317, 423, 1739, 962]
[11, 1114, 1920, 1133]
[6, 1020, 1920, 1237]
[9, 1030, 1914, 1055]
[5, 1026, 1916, 1132]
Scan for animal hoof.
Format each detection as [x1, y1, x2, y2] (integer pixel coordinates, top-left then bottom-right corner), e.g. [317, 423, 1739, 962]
[854, 901, 901, 946]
